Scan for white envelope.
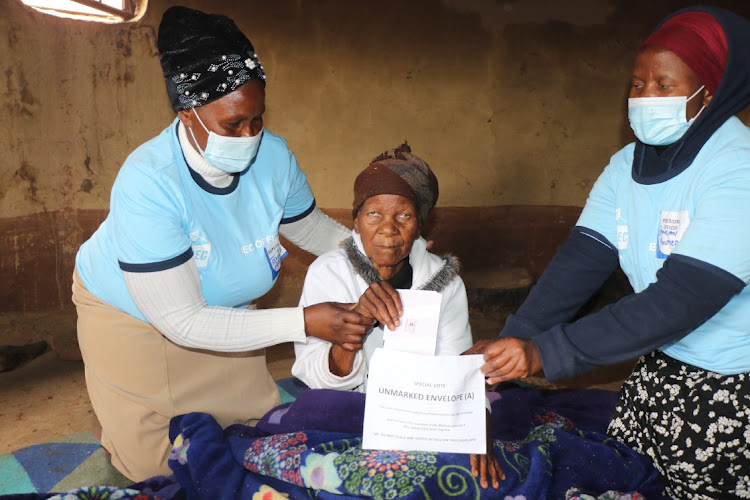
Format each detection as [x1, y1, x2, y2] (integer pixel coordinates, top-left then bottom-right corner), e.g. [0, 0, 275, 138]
[362, 348, 486, 454]
[382, 289, 442, 355]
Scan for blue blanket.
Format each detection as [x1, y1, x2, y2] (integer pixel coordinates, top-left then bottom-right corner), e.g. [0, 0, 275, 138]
[164, 385, 665, 499]
[1, 384, 667, 499]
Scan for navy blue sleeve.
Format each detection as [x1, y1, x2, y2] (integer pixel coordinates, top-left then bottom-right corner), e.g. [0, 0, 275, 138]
[535, 253, 744, 381]
[499, 227, 619, 339]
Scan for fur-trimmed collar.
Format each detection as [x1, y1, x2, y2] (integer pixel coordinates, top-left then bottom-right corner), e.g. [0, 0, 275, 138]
[341, 236, 460, 293]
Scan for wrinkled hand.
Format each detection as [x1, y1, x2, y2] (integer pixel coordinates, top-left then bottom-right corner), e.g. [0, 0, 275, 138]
[354, 281, 403, 331]
[303, 302, 375, 351]
[462, 339, 495, 356]
[464, 342, 510, 487]
[329, 344, 359, 377]
[480, 337, 542, 385]
[469, 409, 505, 488]
[469, 450, 505, 489]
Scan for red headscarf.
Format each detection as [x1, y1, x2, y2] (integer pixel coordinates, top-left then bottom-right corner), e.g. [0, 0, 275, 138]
[641, 11, 728, 95]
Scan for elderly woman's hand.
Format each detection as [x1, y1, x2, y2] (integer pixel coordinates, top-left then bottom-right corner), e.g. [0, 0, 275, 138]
[469, 409, 505, 489]
[354, 281, 403, 331]
[303, 302, 374, 349]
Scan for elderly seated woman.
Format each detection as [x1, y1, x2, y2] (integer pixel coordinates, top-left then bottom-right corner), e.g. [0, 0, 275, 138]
[292, 143, 473, 391]
[292, 144, 504, 489]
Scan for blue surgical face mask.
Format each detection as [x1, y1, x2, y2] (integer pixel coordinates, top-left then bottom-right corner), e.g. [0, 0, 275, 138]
[627, 85, 705, 146]
[188, 108, 263, 173]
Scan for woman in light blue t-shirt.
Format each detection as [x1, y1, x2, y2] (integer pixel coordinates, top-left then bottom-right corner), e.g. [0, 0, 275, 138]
[72, 6, 399, 481]
[467, 7, 750, 498]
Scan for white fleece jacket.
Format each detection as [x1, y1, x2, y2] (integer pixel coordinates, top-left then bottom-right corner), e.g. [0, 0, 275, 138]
[292, 231, 473, 392]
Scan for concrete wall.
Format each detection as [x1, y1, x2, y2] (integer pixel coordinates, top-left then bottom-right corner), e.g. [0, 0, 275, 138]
[2, 0, 750, 345]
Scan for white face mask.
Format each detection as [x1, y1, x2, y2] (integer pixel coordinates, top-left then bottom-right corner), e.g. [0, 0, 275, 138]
[627, 85, 706, 146]
[188, 108, 263, 173]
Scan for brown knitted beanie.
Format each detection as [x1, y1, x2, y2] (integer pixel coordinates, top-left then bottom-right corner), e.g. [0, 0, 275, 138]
[352, 143, 438, 222]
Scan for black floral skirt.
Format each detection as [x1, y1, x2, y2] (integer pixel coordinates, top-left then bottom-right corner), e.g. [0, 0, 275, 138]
[608, 350, 750, 499]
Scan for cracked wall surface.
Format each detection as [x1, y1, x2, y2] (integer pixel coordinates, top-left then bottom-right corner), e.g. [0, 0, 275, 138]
[2, 0, 750, 318]
[4, 0, 749, 216]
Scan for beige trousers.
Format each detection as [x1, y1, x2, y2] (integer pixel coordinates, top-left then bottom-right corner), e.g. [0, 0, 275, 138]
[71, 269, 280, 481]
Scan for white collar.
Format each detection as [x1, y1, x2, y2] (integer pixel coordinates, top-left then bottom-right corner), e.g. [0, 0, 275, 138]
[177, 121, 234, 188]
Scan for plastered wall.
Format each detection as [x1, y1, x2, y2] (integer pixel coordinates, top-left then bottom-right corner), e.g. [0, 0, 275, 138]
[3, 0, 750, 217]
[2, 0, 750, 325]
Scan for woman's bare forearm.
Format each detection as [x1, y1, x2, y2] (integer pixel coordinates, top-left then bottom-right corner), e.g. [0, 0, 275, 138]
[329, 344, 358, 376]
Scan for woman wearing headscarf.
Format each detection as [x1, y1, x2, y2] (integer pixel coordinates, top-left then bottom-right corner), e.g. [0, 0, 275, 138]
[292, 144, 504, 489]
[72, 6, 377, 481]
[292, 143, 473, 391]
[466, 6, 750, 498]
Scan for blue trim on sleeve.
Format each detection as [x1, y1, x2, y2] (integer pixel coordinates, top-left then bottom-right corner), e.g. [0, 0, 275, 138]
[573, 226, 617, 253]
[534, 254, 742, 380]
[499, 228, 619, 340]
[119, 248, 193, 273]
[280, 199, 316, 224]
[669, 253, 745, 292]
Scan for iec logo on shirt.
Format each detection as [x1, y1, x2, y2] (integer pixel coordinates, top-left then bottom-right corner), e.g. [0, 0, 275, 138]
[190, 230, 212, 268]
[240, 234, 288, 280]
[656, 210, 690, 259]
[616, 208, 629, 250]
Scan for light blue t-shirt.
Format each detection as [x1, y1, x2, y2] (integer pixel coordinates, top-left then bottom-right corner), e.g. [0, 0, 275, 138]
[577, 116, 750, 374]
[76, 119, 315, 322]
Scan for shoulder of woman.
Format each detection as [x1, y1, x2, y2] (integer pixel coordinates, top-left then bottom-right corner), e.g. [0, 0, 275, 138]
[302, 248, 359, 299]
[258, 129, 291, 153]
[607, 142, 636, 173]
[415, 246, 463, 293]
[114, 157, 173, 196]
[307, 247, 351, 274]
[120, 124, 183, 180]
[412, 238, 454, 269]
[700, 117, 750, 166]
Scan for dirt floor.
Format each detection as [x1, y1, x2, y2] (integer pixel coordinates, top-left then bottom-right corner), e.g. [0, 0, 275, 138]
[0, 342, 299, 455]
[0, 303, 635, 456]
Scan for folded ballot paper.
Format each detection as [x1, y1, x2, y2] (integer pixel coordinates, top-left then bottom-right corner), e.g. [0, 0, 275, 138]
[382, 289, 442, 355]
[364, 290, 486, 454]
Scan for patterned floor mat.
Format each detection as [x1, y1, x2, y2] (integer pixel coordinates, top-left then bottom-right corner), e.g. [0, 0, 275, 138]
[0, 378, 308, 495]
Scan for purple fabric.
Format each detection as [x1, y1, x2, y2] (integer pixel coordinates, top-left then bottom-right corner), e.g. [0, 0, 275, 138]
[256, 385, 619, 442]
[0, 384, 663, 499]
[255, 389, 367, 434]
[163, 385, 665, 499]
[489, 383, 619, 440]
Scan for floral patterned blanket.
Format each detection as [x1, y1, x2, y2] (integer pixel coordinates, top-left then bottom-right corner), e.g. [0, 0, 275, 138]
[1, 385, 668, 500]
[163, 385, 666, 499]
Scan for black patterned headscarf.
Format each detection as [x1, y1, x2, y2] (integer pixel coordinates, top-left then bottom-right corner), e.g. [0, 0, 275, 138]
[352, 143, 439, 223]
[157, 6, 266, 112]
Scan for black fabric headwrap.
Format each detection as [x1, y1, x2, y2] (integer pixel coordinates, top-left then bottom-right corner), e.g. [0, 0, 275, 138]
[157, 6, 266, 112]
[632, 6, 750, 183]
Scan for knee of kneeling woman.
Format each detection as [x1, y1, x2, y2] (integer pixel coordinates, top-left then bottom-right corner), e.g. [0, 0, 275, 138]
[102, 427, 173, 482]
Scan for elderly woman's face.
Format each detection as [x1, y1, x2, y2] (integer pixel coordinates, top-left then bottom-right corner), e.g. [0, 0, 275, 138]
[178, 79, 265, 151]
[354, 194, 420, 280]
[630, 45, 711, 121]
